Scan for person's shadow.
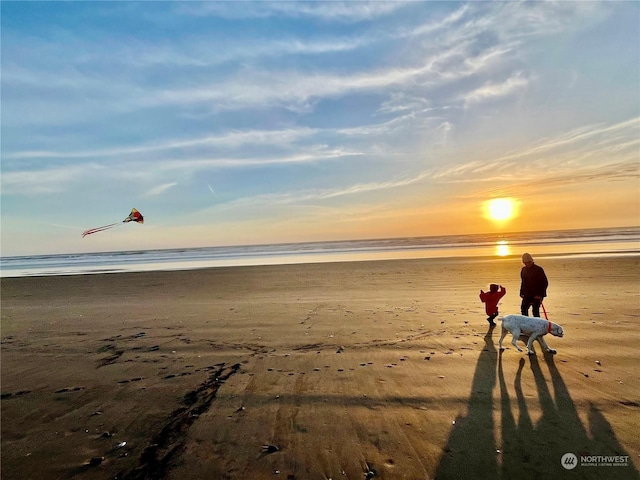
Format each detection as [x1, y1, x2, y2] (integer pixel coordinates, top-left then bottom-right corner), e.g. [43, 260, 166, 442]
[526, 352, 638, 479]
[434, 325, 500, 479]
[434, 328, 639, 479]
[498, 356, 535, 477]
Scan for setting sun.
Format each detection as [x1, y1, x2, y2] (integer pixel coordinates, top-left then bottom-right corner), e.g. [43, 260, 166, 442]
[485, 198, 518, 222]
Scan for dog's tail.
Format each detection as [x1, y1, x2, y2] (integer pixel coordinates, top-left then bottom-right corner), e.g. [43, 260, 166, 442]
[497, 315, 505, 322]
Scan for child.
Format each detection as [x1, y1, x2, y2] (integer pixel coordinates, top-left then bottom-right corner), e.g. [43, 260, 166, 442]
[479, 284, 506, 326]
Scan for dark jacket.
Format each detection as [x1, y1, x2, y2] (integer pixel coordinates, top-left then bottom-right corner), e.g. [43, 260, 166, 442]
[520, 264, 548, 298]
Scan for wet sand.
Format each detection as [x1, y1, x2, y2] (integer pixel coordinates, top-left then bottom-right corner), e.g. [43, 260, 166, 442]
[1, 256, 639, 479]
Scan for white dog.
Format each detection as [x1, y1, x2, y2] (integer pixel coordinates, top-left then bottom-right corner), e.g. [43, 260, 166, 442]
[498, 314, 564, 355]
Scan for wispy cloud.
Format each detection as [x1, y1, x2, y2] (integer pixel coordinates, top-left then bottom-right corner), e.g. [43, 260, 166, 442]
[0, 147, 365, 195]
[3, 127, 320, 161]
[155, 148, 365, 172]
[464, 161, 640, 202]
[145, 182, 177, 197]
[495, 117, 640, 164]
[463, 73, 529, 106]
[202, 168, 435, 214]
[1, 1, 599, 133]
[175, 1, 408, 22]
[0, 164, 107, 195]
[432, 117, 640, 183]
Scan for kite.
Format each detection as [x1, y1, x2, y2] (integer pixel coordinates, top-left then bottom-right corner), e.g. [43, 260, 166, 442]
[82, 208, 144, 237]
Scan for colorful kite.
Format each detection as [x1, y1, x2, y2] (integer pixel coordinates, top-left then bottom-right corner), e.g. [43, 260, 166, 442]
[82, 208, 144, 237]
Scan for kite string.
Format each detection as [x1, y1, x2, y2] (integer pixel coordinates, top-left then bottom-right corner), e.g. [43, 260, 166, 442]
[81, 222, 122, 237]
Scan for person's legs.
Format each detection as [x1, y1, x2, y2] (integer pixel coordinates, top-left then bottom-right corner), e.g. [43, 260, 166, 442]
[531, 299, 541, 317]
[520, 297, 530, 316]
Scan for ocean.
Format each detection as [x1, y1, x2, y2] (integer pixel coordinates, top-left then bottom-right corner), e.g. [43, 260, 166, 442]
[1, 226, 638, 278]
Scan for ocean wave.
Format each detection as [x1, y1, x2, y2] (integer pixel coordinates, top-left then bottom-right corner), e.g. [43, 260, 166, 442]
[2, 226, 638, 278]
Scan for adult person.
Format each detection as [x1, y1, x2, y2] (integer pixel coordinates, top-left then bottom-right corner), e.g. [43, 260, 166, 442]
[520, 253, 548, 317]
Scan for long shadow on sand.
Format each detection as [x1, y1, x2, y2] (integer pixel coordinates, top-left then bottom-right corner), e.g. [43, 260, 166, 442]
[434, 327, 638, 480]
[434, 325, 500, 479]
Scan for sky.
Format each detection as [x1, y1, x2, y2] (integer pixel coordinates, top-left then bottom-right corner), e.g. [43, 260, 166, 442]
[1, 1, 639, 256]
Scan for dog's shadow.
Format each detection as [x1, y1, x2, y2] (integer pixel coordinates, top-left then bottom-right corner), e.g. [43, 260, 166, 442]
[434, 326, 639, 480]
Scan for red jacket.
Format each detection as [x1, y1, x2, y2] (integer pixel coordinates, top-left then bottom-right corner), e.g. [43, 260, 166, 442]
[479, 286, 506, 315]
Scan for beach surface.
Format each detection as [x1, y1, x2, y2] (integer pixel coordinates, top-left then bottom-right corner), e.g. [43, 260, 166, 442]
[2, 256, 639, 479]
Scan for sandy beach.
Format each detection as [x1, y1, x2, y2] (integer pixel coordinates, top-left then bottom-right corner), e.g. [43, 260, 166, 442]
[1, 255, 639, 480]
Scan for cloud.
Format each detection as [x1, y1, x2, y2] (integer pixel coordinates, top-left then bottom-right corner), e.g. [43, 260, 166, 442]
[466, 161, 640, 202]
[145, 182, 177, 196]
[203, 168, 434, 214]
[2, 127, 320, 162]
[0, 164, 106, 195]
[3, 1, 599, 134]
[175, 2, 408, 22]
[431, 117, 640, 183]
[154, 147, 364, 172]
[463, 73, 529, 106]
[0, 146, 364, 196]
[496, 117, 640, 164]
[139, 42, 507, 115]
[378, 92, 431, 114]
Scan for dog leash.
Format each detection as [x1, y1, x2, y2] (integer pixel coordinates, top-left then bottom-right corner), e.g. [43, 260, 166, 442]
[541, 302, 552, 333]
[541, 302, 549, 320]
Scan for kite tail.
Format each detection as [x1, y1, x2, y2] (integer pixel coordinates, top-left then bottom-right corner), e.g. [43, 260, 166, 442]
[81, 222, 121, 237]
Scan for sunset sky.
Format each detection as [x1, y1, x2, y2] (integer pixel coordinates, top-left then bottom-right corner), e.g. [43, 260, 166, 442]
[2, 1, 639, 256]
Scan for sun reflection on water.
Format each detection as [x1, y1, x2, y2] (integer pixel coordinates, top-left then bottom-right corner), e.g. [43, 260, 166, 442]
[495, 241, 511, 257]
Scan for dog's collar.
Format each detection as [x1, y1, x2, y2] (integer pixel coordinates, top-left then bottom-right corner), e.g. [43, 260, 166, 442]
[547, 321, 552, 334]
